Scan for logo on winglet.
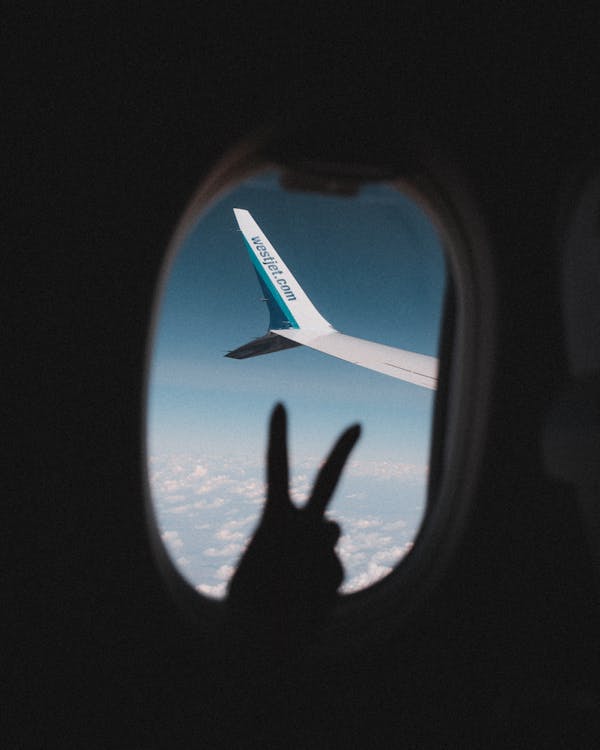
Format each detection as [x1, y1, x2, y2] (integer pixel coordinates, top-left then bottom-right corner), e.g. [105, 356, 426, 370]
[251, 235, 297, 301]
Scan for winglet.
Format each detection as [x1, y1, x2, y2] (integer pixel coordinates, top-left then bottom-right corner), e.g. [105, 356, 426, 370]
[233, 208, 334, 333]
[227, 209, 439, 388]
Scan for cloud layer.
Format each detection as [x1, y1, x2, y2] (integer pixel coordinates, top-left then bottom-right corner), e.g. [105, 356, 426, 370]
[150, 452, 427, 597]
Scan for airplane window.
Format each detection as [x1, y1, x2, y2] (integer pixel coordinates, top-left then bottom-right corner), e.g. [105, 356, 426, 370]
[147, 170, 446, 598]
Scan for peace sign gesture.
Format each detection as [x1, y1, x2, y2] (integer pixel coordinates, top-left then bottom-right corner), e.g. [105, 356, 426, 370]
[227, 404, 361, 631]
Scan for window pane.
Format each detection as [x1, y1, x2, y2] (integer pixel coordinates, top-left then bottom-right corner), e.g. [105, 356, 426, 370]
[147, 170, 446, 597]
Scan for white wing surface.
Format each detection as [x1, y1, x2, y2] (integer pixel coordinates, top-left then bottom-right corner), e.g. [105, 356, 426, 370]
[227, 208, 438, 390]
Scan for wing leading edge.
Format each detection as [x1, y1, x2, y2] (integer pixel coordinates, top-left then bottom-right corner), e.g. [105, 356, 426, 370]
[227, 208, 438, 390]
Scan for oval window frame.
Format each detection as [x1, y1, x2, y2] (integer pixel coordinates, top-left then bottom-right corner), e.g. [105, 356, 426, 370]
[142, 125, 496, 655]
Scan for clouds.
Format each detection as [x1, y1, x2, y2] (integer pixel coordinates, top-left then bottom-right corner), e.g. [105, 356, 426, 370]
[346, 459, 428, 482]
[342, 562, 393, 593]
[204, 543, 244, 558]
[215, 527, 245, 542]
[150, 453, 426, 599]
[161, 529, 184, 549]
[196, 582, 227, 597]
[216, 564, 236, 580]
[335, 520, 415, 593]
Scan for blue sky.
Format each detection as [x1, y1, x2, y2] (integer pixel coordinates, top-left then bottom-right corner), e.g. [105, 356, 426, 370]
[147, 170, 446, 595]
[148, 171, 444, 459]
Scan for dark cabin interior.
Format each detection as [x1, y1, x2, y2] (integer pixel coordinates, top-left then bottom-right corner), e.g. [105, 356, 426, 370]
[6, 7, 600, 747]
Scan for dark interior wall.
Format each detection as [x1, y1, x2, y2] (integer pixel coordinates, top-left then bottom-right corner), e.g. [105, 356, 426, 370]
[6, 7, 600, 746]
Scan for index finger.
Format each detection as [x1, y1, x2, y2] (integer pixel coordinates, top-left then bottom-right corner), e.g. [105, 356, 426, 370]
[306, 424, 361, 519]
[265, 402, 290, 517]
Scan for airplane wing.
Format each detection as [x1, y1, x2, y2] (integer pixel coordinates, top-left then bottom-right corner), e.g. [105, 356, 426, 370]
[227, 208, 438, 390]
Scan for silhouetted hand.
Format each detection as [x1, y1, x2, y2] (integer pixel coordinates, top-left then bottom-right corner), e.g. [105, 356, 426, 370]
[227, 403, 360, 633]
